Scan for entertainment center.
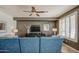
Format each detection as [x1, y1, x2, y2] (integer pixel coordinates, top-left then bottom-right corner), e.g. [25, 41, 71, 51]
[26, 25, 46, 37]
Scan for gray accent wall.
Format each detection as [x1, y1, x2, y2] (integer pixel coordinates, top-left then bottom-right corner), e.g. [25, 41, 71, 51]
[17, 20, 56, 36]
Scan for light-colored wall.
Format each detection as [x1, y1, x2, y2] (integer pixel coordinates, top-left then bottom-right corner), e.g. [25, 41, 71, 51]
[0, 11, 57, 37]
[0, 11, 16, 36]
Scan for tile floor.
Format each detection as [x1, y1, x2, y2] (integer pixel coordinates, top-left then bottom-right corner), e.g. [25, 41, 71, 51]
[61, 43, 79, 53]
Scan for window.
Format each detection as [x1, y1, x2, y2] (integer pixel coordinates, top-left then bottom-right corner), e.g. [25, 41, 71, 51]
[59, 19, 65, 36]
[70, 15, 76, 39]
[59, 12, 77, 42]
[0, 22, 6, 32]
[61, 18, 65, 36]
[65, 17, 70, 38]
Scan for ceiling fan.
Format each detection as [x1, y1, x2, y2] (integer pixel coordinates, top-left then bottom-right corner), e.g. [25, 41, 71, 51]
[23, 6, 48, 16]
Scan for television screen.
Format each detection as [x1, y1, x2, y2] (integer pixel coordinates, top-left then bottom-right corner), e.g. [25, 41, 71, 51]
[30, 25, 40, 32]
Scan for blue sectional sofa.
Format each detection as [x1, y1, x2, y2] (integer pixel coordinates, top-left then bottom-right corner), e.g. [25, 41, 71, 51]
[0, 36, 64, 53]
[0, 37, 20, 53]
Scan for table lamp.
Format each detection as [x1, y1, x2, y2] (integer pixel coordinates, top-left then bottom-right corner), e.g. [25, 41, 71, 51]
[52, 28, 57, 35]
[12, 28, 18, 35]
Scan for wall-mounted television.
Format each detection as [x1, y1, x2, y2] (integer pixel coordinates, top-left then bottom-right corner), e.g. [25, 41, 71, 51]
[30, 25, 40, 32]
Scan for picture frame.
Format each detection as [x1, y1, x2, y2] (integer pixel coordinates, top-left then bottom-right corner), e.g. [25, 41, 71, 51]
[43, 24, 49, 31]
[0, 21, 6, 32]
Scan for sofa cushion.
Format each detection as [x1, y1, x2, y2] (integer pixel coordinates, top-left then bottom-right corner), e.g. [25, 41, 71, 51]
[19, 37, 39, 53]
[0, 37, 20, 53]
[40, 37, 64, 53]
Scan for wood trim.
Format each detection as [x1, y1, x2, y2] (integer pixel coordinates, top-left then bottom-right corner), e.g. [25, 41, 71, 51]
[13, 17, 58, 21]
[59, 6, 79, 18]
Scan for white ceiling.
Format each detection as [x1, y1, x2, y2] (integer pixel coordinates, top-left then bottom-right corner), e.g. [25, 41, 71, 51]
[0, 5, 77, 17]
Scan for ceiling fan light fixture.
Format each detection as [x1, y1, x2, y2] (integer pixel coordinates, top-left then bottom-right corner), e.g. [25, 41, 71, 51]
[32, 12, 36, 15]
[29, 12, 36, 16]
[23, 6, 48, 16]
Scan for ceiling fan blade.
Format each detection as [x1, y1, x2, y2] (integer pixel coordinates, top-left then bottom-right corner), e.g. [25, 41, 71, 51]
[32, 6, 35, 9]
[36, 11, 48, 13]
[29, 14, 32, 16]
[36, 14, 40, 16]
[32, 6, 36, 12]
[23, 11, 31, 13]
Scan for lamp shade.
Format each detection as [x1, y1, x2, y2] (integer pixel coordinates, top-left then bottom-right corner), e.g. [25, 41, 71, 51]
[52, 28, 57, 32]
[12, 28, 18, 33]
